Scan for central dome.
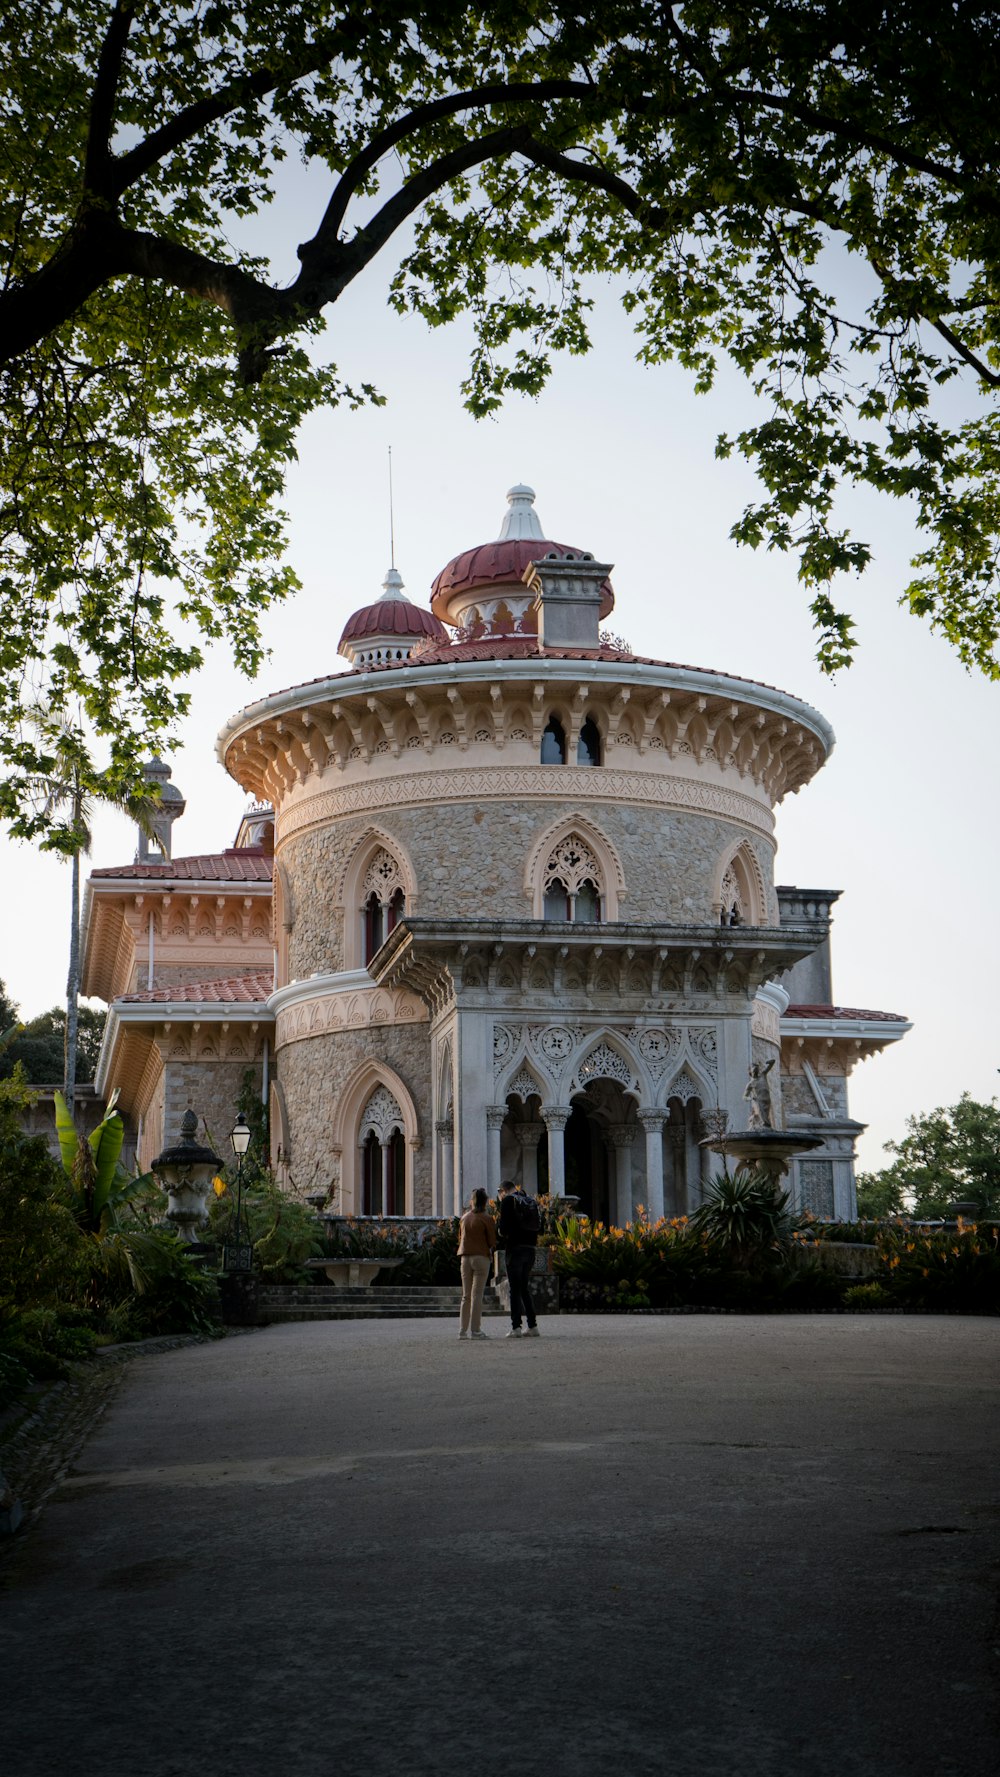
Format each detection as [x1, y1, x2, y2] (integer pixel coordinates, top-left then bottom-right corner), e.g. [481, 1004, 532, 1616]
[430, 485, 615, 633]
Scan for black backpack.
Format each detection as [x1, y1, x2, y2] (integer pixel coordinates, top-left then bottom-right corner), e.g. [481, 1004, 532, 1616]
[513, 1191, 542, 1236]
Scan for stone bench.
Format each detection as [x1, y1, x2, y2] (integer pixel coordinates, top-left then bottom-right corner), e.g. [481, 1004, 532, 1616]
[305, 1256, 405, 1287]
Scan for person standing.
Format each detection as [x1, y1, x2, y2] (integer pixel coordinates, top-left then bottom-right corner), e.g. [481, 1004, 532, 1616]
[497, 1179, 540, 1339]
[457, 1187, 497, 1340]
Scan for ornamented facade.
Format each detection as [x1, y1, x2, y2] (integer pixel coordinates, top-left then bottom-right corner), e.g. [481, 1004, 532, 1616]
[83, 485, 910, 1220]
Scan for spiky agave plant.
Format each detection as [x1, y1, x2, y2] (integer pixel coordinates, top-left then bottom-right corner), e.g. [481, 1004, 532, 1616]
[690, 1167, 792, 1269]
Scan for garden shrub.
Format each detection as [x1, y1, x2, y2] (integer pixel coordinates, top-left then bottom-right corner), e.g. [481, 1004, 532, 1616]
[321, 1216, 462, 1285]
[874, 1220, 1000, 1313]
[207, 1170, 325, 1281]
[843, 1282, 893, 1311]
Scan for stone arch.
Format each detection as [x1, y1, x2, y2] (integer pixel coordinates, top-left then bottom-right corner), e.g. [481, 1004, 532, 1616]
[437, 1038, 455, 1124]
[661, 1061, 714, 1109]
[524, 812, 625, 920]
[339, 827, 417, 970]
[332, 1059, 420, 1216]
[498, 1057, 548, 1108]
[711, 838, 769, 927]
[569, 1034, 641, 1103]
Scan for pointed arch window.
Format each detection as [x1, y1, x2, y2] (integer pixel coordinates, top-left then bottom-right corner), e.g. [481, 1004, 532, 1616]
[542, 835, 603, 924]
[540, 716, 567, 764]
[361, 848, 406, 963]
[359, 1086, 407, 1215]
[577, 716, 602, 767]
[719, 863, 745, 927]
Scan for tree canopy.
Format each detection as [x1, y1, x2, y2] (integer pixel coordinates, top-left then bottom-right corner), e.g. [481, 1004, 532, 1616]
[4, 1, 1000, 839]
[0, 981, 106, 1083]
[856, 1095, 1000, 1220]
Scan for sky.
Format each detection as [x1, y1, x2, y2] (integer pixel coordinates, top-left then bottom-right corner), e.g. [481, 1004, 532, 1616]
[2, 175, 998, 1173]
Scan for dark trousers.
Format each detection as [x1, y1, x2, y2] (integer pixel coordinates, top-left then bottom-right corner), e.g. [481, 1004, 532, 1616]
[506, 1245, 537, 1328]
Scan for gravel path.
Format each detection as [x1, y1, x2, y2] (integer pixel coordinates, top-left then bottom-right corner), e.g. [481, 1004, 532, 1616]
[1, 1314, 998, 1777]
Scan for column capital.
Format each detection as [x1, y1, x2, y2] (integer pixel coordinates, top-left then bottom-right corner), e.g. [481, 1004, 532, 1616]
[541, 1105, 572, 1134]
[485, 1105, 508, 1132]
[607, 1122, 637, 1148]
[637, 1107, 667, 1135]
[435, 1119, 454, 1143]
[515, 1120, 545, 1146]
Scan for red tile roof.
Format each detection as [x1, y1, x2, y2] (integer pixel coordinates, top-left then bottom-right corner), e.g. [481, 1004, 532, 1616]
[120, 972, 274, 1006]
[430, 537, 615, 620]
[338, 598, 447, 649]
[91, 849, 273, 883]
[784, 1004, 909, 1023]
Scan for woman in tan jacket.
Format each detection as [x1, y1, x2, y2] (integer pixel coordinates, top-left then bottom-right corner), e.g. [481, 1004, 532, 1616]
[457, 1187, 497, 1340]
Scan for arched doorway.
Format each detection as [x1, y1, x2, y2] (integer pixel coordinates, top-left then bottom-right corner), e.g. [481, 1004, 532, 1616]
[664, 1093, 707, 1214]
[563, 1098, 610, 1221]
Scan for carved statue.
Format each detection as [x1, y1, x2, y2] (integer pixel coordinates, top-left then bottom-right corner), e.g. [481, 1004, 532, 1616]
[743, 1059, 776, 1129]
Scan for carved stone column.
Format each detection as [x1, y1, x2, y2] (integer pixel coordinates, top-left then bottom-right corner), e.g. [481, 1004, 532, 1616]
[541, 1106, 571, 1197]
[607, 1123, 637, 1227]
[515, 1120, 544, 1194]
[485, 1105, 507, 1198]
[436, 1119, 457, 1216]
[637, 1108, 667, 1221]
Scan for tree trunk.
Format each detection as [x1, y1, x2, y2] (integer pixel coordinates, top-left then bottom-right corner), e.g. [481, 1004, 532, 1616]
[64, 844, 81, 1113]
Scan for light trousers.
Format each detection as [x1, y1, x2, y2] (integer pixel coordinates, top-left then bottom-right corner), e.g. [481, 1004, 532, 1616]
[460, 1254, 491, 1334]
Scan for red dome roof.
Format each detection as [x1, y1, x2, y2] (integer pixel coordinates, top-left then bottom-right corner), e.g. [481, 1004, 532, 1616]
[430, 538, 614, 622]
[338, 597, 447, 653]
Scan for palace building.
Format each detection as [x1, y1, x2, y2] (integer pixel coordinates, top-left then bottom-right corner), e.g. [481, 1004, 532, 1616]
[82, 485, 910, 1221]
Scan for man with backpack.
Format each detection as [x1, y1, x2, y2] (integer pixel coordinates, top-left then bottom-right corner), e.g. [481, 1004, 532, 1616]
[497, 1179, 541, 1339]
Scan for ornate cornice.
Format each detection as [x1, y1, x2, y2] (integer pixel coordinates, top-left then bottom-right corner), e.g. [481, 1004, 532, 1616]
[219, 658, 832, 811]
[369, 916, 828, 1019]
[276, 765, 775, 846]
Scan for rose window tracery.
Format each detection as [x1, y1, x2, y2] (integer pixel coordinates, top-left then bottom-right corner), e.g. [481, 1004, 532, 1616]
[719, 864, 745, 927]
[362, 848, 406, 963]
[359, 1085, 404, 1145]
[542, 834, 603, 924]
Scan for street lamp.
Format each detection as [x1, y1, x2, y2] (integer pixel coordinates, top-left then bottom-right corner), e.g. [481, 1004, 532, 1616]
[223, 1112, 253, 1273]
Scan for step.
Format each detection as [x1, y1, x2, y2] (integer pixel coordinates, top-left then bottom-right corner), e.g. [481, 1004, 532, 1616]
[261, 1306, 505, 1322]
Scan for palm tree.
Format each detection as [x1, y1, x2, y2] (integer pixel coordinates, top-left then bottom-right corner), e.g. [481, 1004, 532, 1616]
[28, 717, 158, 1111]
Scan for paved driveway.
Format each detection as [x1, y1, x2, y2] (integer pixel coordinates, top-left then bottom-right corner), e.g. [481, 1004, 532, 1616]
[2, 1314, 998, 1777]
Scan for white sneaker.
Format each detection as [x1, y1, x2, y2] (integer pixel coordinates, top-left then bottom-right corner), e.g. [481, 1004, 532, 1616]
[524, 1326, 540, 1338]
[505, 1327, 523, 1339]
[458, 1331, 469, 1340]
[471, 1331, 489, 1340]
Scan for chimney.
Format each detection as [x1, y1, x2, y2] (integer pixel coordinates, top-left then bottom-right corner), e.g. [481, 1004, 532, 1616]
[522, 551, 614, 650]
[136, 758, 186, 861]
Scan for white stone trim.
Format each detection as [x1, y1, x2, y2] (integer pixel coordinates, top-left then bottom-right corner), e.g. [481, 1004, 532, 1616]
[781, 1015, 911, 1042]
[270, 970, 427, 1048]
[275, 766, 776, 845]
[269, 969, 374, 1015]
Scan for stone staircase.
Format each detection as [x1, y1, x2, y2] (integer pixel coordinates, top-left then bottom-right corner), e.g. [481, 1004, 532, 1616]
[257, 1284, 507, 1324]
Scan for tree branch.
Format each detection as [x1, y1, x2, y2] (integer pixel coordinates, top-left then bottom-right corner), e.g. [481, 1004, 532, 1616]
[111, 32, 346, 197]
[927, 315, 1000, 386]
[316, 78, 598, 244]
[84, 2, 137, 195]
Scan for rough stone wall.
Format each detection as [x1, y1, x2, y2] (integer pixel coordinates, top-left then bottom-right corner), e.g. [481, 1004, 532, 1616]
[146, 963, 272, 990]
[161, 1056, 263, 1154]
[780, 1071, 850, 1120]
[281, 824, 345, 979]
[275, 1021, 433, 1210]
[279, 800, 772, 977]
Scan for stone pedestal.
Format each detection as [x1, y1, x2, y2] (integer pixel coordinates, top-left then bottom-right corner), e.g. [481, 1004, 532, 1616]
[218, 1271, 263, 1327]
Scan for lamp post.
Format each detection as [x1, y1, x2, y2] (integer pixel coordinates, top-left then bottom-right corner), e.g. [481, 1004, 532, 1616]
[223, 1112, 253, 1273]
[151, 1110, 223, 1243]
